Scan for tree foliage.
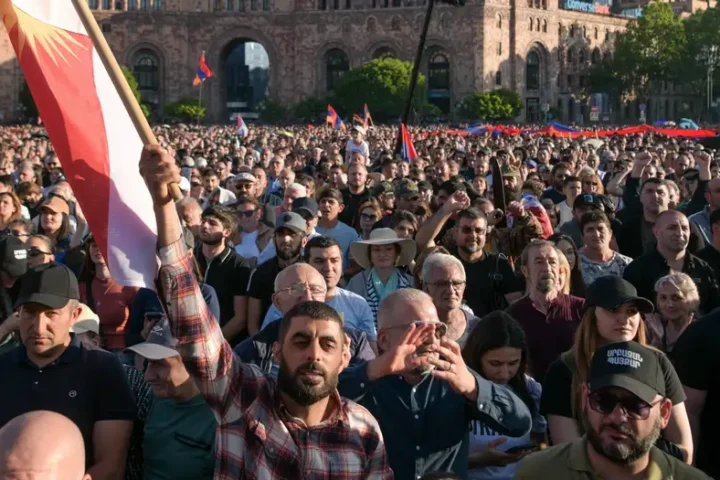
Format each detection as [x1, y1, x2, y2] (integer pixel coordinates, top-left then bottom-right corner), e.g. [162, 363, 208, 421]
[292, 96, 327, 122]
[458, 92, 515, 121]
[258, 99, 289, 123]
[331, 58, 427, 122]
[684, 5, 720, 98]
[492, 88, 524, 118]
[167, 98, 206, 121]
[121, 66, 151, 118]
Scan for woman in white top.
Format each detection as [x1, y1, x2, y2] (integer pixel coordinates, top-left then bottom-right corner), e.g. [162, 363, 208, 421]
[461, 311, 547, 480]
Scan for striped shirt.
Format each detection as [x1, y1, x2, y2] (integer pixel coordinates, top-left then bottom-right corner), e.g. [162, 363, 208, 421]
[157, 238, 393, 480]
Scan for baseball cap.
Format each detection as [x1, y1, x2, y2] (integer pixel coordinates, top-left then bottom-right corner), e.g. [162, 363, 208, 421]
[71, 303, 100, 335]
[15, 262, 80, 310]
[125, 317, 179, 360]
[417, 180, 433, 192]
[275, 212, 307, 234]
[573, 193, 603, 211]
[292, 197, 319, 218]
[395, 179, 419, 198]
[0, 235, 27, 279]
[352, 125, 367, 136]
[525, 160, 538, 169]
[234, 172, 257, 183]
[371, 181, 394, 197]
[586, 275, 654, 314]
[501, 165, 521, 178]
[40, 196, 70, 216]
[589, 341, 666, 404]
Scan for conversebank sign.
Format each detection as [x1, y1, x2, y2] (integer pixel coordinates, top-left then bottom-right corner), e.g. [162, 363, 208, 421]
[564, 0, 611, 14]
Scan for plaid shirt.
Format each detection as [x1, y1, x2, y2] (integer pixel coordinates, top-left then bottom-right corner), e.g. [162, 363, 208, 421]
[158, 238, 393, 480]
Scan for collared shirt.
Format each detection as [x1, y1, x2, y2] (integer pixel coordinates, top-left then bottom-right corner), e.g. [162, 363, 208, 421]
[506, 294, 585, 383]
[158, 238, 393, 479]
[0, 336, 136, 467]
[338, 363, 532, 480]
[623, 249, 720, 315]
[514, 437, 711, 479]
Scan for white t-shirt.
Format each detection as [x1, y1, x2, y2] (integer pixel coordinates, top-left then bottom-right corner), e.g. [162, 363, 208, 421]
[468, 376, 546, 480]
[557, 201, 573, 227]
[345, 139, 370, 163]
[260, 288, 377, 340]
[234, 230, 260, 260]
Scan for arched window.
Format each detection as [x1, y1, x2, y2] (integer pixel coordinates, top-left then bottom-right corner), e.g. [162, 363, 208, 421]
[594, 27, 598, 40]
[428, 52, 450, 113]
[529, 18, 534, 31]
[133, 49, 160, 115]
[496, 13, 502, 29]
[325, 49, 349, 91]
[128, 0, 137, 9]
[567, 48, 573, 63]
[373, 47, 396, 59]
[115, 0, 124, 9]
[570, 25, 575, 37]
[495, 71, 502, 86]
[140, 0, 150, 9]
[154, 0, 162, 9]
[89, 0, 99, 8]
[102, 0, 112, 9]
[534, 0, 540, 7]
[583, 26, 587, 38]
[319, 0, 327, 9]
[542, 20, 547, 32]
[526, 50, 540, 90]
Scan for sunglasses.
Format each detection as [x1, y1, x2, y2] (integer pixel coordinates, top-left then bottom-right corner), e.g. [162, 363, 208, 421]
[7, 230, 27, 238]
[460, 226, 487, 236]
[28, 247, 51, 257]
[584, 181, 599, 186]
[360, 213, 378, 221]
[588, 390, 662, 420]
[238, 209, 257, 218]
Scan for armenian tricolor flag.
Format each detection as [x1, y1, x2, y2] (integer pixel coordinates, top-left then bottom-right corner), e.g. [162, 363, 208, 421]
[400, 123, 418, 162]
[364, 104, 373, 128]
[192, 51, 213, 86]
[352, 113, 364, 125]
[236, 113, 248, 137]
[326, 105, 346, 131]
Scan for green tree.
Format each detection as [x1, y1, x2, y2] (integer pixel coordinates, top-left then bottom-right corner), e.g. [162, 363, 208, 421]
[19, 81, 38, 119]
[684, 5, 720, 99]
[121, 66, 151, 118]
[493, 88, 523, 118]
[331, 58, 427, 122]
[258, 99, 289, 123]
[458, 92, 514, 121]
[292, 96, 326, 122]
[167, 98, 206, 121]
[608, 1, 686, 100]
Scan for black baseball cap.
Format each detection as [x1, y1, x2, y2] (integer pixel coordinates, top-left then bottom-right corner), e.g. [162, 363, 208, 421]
[573, 193, 603, 211]
[15, 262, 79, 309]
[292, 197, 319, 218]
[586, 276, 654, 314]
[590, 341, 666, 403]
[0, 235, 28, 279]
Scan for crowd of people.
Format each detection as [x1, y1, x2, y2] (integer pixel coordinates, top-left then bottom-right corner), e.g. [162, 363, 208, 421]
[0, 120, 719, 479]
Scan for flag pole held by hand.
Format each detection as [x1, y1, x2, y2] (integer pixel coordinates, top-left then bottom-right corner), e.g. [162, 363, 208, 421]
[71, 0, 182, 201]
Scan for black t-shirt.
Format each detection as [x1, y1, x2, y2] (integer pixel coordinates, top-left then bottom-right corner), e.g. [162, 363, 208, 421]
[340, 187, 370, 227]
[0, 338, 136, 467]
[696, 245, 720, 284]
[449, 249, 524, 317]
[541, 187, 566, 204]
[246, 257, 286, 321]
[673, 310, 720, 478]
[195, 246, 251, 328]
[541, 349, 686, 420]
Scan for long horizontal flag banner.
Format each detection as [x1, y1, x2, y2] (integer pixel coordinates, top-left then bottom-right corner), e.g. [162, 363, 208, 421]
[439, 124, 719, 138]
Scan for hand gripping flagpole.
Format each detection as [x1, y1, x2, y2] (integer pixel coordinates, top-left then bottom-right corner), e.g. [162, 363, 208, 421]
[71, 0, 182, 201]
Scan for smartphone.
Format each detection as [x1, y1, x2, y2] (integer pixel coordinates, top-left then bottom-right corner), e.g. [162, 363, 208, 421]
[506, 444, 536, 454]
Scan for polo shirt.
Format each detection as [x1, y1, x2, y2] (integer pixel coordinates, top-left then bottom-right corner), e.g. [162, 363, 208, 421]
[514, 437, 711, 479]
[506, 294, 585, 383]
[623, 249, 720, 315]
[195, 245, 251, 328]
[0, 337, 136, 467]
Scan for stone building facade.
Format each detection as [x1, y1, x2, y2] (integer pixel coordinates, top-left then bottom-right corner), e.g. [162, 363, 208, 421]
[0, 0, 710, 124]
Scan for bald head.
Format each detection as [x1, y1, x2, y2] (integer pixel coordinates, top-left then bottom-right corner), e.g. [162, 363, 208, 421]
[0, 411, 90, 480]
[272, 263, 327, 315]
[377, 289, 438, 330]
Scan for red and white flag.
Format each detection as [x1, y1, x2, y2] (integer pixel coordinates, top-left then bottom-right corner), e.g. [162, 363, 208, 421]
[1, 0, 158, 288]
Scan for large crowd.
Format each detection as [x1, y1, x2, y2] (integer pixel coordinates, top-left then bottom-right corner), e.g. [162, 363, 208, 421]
[0, 121, 719, 480]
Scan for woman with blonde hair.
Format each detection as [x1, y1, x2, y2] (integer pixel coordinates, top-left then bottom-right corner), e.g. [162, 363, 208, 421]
[0, 192, 22, 234]
[645, 273, 699, 358]
[580, 172, 604, 195]
[540, 275, 694, 463]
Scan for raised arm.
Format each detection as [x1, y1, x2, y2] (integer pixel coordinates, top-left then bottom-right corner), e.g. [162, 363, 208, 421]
[415, 190, 469, 251]
[139, 145, 259, 423]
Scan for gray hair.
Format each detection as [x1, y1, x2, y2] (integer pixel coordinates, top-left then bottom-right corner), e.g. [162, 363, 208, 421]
[654, 273, 700, 312]
[285, 183, 307, 197]
[177, 196, 202, 212]
[377, 288, 434, 330]
[421, 253, 466, 284]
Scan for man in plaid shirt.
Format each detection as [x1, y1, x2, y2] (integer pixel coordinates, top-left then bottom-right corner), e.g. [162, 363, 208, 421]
[140, 145, 394, 479]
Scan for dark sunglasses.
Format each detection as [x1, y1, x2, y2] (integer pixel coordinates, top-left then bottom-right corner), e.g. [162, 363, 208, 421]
[28, 247, 51, 257]
[460, 226, 487, 236]
[588, 390, 662, 420]
[360, 213, 378, 221]
[584, 181, 599, 186]
[7, 230, 28, 238]
[238, 209, 257, 218]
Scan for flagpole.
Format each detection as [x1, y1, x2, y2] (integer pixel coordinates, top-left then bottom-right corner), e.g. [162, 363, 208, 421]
[71, 0, 182, 200]
[198, 81, 203, 126]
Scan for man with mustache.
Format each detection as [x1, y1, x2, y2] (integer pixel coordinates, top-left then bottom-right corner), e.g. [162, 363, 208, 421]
[507, 240, 585, 383]
[516, 341, 710, 479]
[623, 210, 720, 315]
[339, 288, 532, 479]
[139, 145, 393, 479]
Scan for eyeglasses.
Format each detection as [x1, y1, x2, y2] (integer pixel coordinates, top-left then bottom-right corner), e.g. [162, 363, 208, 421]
[238, 209, 257, 218]
[460, 226, 487, 236]
[426, 280, 466, 290]
[277, 282, 327, 297]
[28, 247, 51, 257]
[584, 181, 599, 186]
[588, 390, 662, 420]
[8, 230, 28, 238]
[360, 213, 378, 221]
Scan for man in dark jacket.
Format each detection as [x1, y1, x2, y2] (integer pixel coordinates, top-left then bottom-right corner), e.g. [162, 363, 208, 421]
[0, 236, 27, 354]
